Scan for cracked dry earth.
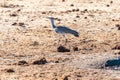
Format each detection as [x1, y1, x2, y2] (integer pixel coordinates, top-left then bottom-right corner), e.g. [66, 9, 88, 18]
[0, 0, 120, 80]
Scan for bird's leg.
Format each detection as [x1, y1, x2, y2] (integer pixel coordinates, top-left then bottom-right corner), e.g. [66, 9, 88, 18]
[63, 35, 70, 48]
[65, 37, 68, 45]
[58, 34, 62, 46]
[62, 35, 67, 44]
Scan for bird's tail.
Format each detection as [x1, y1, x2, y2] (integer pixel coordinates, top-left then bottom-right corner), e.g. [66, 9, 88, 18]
[74, 33, 79, 37]
[71, 30, 79, 37]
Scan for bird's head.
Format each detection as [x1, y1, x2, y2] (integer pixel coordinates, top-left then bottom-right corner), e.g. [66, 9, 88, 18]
[47, 17, 54, 20]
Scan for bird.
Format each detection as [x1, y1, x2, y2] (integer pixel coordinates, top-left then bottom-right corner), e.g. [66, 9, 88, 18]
[47, 17, 79, 45]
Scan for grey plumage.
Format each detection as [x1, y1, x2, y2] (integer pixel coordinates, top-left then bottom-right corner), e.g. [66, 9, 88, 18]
[54, 26, 79, 37]
[47, 17, 79, 44]
[48, 17, 79, 37]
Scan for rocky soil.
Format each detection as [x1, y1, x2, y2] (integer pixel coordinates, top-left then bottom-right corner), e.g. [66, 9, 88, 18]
[0, 0, 120, 80]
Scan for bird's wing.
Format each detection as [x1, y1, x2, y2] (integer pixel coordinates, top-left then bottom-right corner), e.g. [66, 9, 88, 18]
[57, 26, 79, 37]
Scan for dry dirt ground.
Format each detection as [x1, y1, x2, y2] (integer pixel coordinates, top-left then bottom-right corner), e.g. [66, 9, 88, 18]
[0, 0, 120, 80]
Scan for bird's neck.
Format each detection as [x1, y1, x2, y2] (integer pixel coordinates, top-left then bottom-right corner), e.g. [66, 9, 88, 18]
[50, 19, 56, 29]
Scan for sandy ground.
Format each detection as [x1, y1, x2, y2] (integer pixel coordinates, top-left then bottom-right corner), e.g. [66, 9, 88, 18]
[0, 0, 120, 80]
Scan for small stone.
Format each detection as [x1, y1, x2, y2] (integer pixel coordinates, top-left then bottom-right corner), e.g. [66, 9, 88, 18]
[19, 22, 24, 26]
[62, 0, 65, 2]
[57, 46, 70, 52]
[84, 9, 88, 12]
[9, 13, 18, 17]
[106, 4, 110, 7]
[84, 17, 87, 19]
[66, 10, 72, 13]
[41, 12, 46, 14]
[17, 9, 21, 12]
[32, 58, 47, 65]
[112, 19, 115, 21]
[12, 22, 17, 26]
[70, 4, 74, 7]
[18, 60, 28, 65]
[72, 9, 76, 12]
[82, 53, 86, 54]
[73, 47, 78, 51]
[76, 15, 80, 18]
[74, 20, 77, 22]
[55, 60, 59, 63]
[6, 69, 15, 73]
[76, 9, 79, 11]
[110, 1, 113, 4]
[115, 24, 120, 27]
